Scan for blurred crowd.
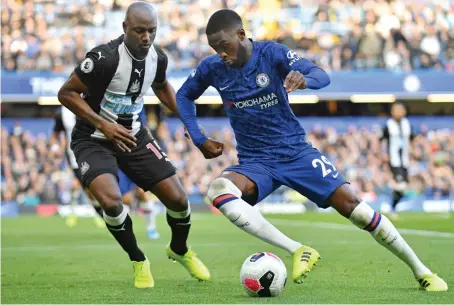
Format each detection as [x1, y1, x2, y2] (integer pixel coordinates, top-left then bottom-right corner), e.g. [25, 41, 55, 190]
[308, 125, 454, 202]
[2, 121, 453, 206]
[2, 0, 454, 73]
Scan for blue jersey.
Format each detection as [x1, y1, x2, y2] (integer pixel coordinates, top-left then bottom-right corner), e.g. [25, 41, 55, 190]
[177, 40, 330, 161]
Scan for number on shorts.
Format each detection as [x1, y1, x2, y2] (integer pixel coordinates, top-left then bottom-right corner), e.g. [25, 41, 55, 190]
[321, 155, 336, 171]
[146, 142, 162, 159]
[312, 156, 337, 178]
[151, 140, 167, 157]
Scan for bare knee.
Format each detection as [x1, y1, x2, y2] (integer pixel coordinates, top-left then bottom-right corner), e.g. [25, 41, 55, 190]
[327, 184, 361, 218]
[165, 192, 188, 212]
[95, 190, 122, 213]
[150, 175, 189, 212]
[88, 175, 123, 214]
[173, 192, 189, 211]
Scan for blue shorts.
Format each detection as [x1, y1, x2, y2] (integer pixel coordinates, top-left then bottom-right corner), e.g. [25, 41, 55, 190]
[225, 147, 348, 208]
[118, 169, 137, 196]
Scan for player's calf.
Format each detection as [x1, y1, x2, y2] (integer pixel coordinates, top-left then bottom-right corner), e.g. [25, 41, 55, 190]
[151, 175, 191, 255]
[348, 201, 432, 276]
[89, 174, 146, 262]
[329, 185, 447, 291]
[207, 177, 302, 254]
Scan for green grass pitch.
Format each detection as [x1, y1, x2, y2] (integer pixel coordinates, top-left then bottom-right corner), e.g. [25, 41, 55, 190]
[2, 212, 453, 304]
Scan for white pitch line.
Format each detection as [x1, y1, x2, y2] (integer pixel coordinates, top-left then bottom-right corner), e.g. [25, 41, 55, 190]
[3, 219, 453, 253]
[269, 219, 454, 239]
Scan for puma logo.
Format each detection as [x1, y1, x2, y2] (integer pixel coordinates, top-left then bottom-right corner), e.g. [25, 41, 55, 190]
[108, 224, 125, 231]
[134, 68, 143, 77]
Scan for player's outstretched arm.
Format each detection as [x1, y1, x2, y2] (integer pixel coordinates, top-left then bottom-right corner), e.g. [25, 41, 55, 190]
[176, 67, 210, 147]
[151, 46, 179, 116]
[295, 59, 330, 90]
[152, 80, 180, 116]
[58, 73, 106, 131]
[275, 44, 330, 92]
[176, 65, 224, 159]
[58, 73, 137, 152]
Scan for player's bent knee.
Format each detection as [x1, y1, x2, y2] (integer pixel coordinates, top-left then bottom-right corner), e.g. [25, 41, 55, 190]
[329, 184, 362, 218]
[343, 199, 362, 218]
[165, 192, 189, 212]
[207, 177, 242, 204]
[95, 190, 123, 211]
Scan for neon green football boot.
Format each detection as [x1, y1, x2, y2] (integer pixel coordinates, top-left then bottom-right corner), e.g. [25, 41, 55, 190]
[166, 244, 211, 281]
[132, 257, 154, 288]
[292, 245, 321, 284]
[416, 274, 448, 292]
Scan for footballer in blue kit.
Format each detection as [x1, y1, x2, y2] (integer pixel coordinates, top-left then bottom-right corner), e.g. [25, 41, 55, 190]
[177, 9, 447, 291]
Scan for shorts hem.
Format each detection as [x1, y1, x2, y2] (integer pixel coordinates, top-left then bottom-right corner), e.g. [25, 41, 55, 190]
[319, 181, 350, 209]
[222, 168, 263, 205]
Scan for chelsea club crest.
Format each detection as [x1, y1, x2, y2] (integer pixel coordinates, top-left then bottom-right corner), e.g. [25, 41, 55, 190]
[256, 73, 270, 88]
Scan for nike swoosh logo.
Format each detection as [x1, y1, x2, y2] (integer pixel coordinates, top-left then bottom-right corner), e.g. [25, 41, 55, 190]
[231, 215, 241, 223]
[332, 172, 339, 178]
[219, 85, 229, 91]
[382, 232, 391, 241]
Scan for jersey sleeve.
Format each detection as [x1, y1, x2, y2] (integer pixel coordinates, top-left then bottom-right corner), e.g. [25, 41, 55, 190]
[53, 110, 64, 133]
[153, 45, 168, 84]
[176, 60, 212, 147]
[270, 43, 330, 89]
[178, 60, 211, 100]
[74, 47, 113, 92]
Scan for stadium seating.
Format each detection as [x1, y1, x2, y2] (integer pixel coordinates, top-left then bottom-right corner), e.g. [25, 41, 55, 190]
[1, 118, 452, 208]
[2, 0, 453, 72]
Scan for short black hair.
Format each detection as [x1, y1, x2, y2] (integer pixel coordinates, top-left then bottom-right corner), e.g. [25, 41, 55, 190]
[206, 9, 243, 35]
[392, 101, 406, 109]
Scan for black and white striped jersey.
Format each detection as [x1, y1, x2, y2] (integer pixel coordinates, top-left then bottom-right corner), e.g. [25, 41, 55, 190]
[381, 117, 415, 168]
[73, 34, 167, 140]
[54, 106, 78, 169]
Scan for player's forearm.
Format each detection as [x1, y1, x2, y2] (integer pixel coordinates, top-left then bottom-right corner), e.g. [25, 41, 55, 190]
[176, 91, 207, 147]
[153, 82, 179, 116]
[57, 89, 106, 130]
[303, 67, 330, 89]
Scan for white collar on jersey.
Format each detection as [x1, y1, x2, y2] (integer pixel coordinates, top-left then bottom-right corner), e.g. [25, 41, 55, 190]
[123, 42, 147, 62]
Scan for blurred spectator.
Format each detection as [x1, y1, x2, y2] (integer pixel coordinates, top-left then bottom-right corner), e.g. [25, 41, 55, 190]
[2, 0, 454, 72]
[1, 122, 453, 205]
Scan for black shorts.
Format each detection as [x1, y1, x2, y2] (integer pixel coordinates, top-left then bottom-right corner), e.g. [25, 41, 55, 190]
[70, 128, 176, 191]
[391, 166, 409, 183]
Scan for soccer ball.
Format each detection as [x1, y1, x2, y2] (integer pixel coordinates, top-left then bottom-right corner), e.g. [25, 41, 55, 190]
[240, 252, 287, 297]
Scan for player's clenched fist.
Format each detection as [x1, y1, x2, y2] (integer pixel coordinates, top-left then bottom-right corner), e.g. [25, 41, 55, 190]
[199, 138, 224, 159]
[283, 70, 307, 93]
[99, 120, 137, 153]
